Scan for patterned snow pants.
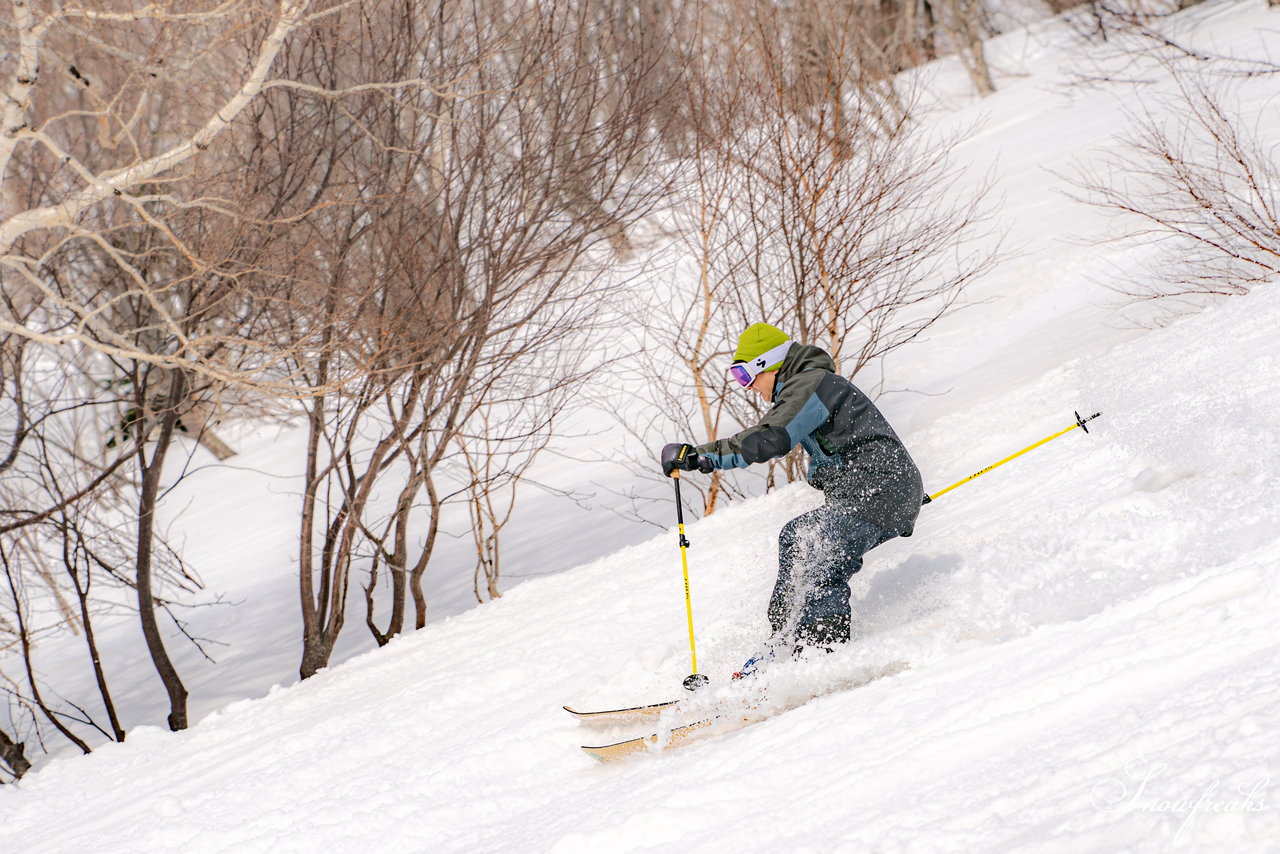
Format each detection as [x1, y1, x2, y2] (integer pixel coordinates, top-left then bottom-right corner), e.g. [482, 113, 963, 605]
[768, 504, 894, 647]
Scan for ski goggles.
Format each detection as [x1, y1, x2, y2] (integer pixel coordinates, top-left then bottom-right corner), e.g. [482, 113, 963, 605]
[727, 340, 793, 388]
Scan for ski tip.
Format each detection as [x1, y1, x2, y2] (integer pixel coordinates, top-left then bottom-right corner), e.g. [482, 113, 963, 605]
[579, 738, 651, 763]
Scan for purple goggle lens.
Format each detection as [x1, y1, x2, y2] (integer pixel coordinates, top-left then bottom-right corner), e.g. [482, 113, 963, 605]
[728, 363, 753, 387]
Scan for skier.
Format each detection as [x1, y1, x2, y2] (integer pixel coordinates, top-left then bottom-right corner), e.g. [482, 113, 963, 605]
[661, 323, 923, 675]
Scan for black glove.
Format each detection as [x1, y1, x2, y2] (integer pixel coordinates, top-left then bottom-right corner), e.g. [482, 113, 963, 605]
[661, 442, 714, 477]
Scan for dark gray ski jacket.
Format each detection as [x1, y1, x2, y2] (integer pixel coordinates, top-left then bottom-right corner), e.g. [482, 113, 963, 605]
[696, 344, 923, 536]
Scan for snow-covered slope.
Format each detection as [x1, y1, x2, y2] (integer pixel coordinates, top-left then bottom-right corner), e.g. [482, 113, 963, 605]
[2, 2, 1278, 852]
[3, 279, 1278, 852]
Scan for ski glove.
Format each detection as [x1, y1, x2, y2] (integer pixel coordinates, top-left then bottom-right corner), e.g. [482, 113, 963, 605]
[661, 442, 713, 477]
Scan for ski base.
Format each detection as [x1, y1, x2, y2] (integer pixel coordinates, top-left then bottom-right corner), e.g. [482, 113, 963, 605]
[581, 718, 716, 762]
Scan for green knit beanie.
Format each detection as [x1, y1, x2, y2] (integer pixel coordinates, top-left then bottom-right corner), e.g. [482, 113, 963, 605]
[733, 323, 791, 371]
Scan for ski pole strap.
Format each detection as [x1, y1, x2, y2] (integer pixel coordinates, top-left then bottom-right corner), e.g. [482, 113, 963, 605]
[922, 411, 1102, 505]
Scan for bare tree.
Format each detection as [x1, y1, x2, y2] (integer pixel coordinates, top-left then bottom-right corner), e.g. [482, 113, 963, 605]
[1055, 0, 1221, 50]
[456, 399, 565, 604]
[1070, 70, 1280, 306]
[0, 1, 343, 388]
[0, 0, 392, 735]
[0, 306, 140, 753]
[52, 504, 128, 745]
[935, 0, 997, 96]
[625, 7, 770, 516]
[0, 314, 227, 749]
[1, 538, 89, 755]
[726, 11, 998, 373]
[615, 0, 996, 517]
[271, 0, 677, 676]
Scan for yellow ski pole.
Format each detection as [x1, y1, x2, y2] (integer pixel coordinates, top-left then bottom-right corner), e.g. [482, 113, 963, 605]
[922, 411, 1102, 505]
[670, 470, 709, 691]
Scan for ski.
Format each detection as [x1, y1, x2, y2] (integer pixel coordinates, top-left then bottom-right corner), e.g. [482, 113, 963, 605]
[577, 660, 911, 762]
[562, 699, 680, 724]
[580, 717, 717, 762]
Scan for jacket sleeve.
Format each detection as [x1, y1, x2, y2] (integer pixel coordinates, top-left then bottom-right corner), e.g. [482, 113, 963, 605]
[695, 370, 831, 470]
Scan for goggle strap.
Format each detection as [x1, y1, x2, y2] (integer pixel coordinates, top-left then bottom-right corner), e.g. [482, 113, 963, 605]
[745, 340, 792, 375]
